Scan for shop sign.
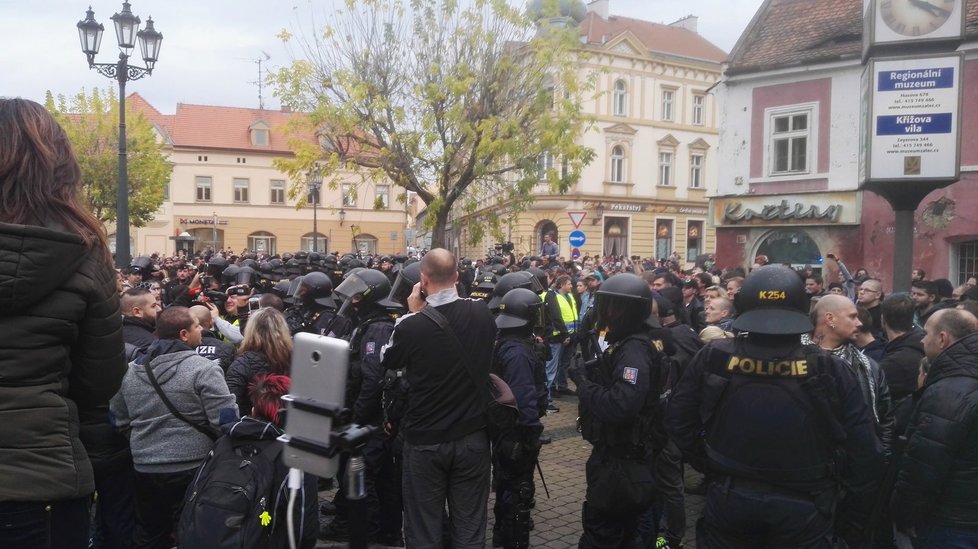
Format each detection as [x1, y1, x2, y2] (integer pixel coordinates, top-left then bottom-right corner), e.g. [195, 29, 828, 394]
[713, 192, 861, 226]
[180, 218, 229, 225]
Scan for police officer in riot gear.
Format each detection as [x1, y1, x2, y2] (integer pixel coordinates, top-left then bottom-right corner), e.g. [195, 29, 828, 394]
[567, 273, 667, 548]
[284, 271, 340, 336]
[492, 288, 549, 549]
[322, 268, 403, 545]
[666, 265, 884, 548]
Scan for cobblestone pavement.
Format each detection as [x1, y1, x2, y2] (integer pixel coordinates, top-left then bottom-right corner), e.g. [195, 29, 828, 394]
[319, 390, 707, 548]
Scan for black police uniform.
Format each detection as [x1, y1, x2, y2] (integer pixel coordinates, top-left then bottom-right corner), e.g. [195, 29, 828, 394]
[666, 337, 884, 547]
[491, 334, 548, 549]
[574, 325, 665, 548]
[349, 309, 403, 545]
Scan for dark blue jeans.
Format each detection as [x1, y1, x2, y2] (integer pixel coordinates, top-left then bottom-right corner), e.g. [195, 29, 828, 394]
[913, 524, 978, 548]
[0, 496, 91, 549]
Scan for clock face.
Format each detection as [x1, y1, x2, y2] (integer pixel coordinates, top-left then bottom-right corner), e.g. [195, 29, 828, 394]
[880, 0, 956, 36]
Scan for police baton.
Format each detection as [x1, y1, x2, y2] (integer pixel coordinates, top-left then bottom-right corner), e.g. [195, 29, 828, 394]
[535, 459, 550, 499]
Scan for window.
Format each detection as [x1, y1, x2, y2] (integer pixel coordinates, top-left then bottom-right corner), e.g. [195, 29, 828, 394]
[247, 231, 276, 255]
[769, 108, 813, 175]
[686, 221, 703, 262]
[375, 184, 390, 209]
[692, 94, 705, 126]
[354, 234, 378, 255]
[252, 129, 269, 146]
[957, 240, 978, 284]
[342, 184, 357, 207]
[560, 157, 570, 180]
[537, 152, 553, 180]
[655, 220, 673, 260]
[233, 178, 250, 203]
[658, 152, 673, 186]
[270, 180, 286, 204]
[163, 182, 170, 201]
[613, 80, 627, 117]
[610, 146, 625, 183]
[195, 176, 212, 202]
[661, 89, 674, 121]
[689, 154, 704, 188]
[300, 233, 327, 253]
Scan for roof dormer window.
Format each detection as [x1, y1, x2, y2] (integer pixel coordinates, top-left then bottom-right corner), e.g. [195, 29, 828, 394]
[249, 120, 271, 147]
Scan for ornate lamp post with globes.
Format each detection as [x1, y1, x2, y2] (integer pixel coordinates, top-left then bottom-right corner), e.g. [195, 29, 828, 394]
[77, 2, 162, 267]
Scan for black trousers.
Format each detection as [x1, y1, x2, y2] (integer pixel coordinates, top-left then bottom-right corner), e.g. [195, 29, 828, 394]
[492, 447, 539, 549]
[132, 469, 195, 549]
[696, 478, 834, 549]
[0, 496, 90, 549]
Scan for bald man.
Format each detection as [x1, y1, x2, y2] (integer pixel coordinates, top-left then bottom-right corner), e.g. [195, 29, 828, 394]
[381, 248, 497, 548]
[807, 295, 893, 455]
[892, 309, 978, 542]
[189, 304, 235, 373]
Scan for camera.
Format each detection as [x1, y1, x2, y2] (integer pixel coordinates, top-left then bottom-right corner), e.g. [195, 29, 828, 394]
[494, 241, 514, 253]
[248, 296, 261, 312]
[226, 285, 251, 297]
[200, 289, 227, 303]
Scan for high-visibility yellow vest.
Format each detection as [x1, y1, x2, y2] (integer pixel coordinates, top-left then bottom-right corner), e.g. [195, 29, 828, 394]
[555, 291, 579, 334]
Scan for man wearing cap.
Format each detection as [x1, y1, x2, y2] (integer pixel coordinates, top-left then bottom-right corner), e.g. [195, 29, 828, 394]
[667, 266, 884, 548]
[579, 271, 600, 323]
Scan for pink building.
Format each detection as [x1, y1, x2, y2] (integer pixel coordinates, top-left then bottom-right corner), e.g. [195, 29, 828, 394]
[715, 0, 978, 290]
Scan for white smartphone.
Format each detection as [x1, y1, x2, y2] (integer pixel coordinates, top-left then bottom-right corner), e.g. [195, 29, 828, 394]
[280, 332, 349, 478]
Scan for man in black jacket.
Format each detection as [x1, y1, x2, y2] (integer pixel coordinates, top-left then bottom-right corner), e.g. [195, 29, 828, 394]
[121, 287, 160, 353]
[892, 308, 978, 545]
[880, 295, 925, 402]
[380, 249, 497, 549]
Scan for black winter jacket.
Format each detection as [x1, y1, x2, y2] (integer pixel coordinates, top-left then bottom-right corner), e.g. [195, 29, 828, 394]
[880, 329, 925, 401]
[0, 222, 127, 501]
[122, 315, 157, 352]
[892, 333, 978, 530]
[225, 350, 275, 414]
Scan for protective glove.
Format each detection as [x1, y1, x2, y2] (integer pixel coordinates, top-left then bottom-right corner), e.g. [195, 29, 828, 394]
[568, 358, 588, 385]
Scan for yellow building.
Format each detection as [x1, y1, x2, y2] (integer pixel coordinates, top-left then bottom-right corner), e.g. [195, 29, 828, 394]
[125, 94, 409, 257]
[450, 1, 723, 266]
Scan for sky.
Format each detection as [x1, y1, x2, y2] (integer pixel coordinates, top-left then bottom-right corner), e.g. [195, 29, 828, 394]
[1, 0, 765, 113]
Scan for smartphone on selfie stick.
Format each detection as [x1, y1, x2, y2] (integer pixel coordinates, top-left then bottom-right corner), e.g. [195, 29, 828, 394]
[279, 332, 376, 549]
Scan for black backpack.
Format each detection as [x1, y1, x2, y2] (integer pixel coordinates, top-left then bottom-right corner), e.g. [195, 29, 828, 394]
[177, 435, 286, 549]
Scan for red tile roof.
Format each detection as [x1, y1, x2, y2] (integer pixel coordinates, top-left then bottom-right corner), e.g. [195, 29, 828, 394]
[727, 0, 978, 76]
[579, 12, 728, 64]
[128, 93, 314, 153]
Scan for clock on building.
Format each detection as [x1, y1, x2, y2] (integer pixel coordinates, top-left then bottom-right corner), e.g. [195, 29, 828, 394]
[864, 0, 964, 55]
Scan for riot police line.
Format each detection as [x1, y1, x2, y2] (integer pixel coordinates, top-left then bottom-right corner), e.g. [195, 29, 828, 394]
[120, 250, 924, 549]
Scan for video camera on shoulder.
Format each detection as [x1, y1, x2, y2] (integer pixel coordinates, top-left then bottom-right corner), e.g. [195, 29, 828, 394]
[495, 241, 515, 253]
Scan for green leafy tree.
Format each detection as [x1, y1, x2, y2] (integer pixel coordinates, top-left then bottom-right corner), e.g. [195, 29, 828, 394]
[45, 88, 171, 228]
[273, 0, 595, 248]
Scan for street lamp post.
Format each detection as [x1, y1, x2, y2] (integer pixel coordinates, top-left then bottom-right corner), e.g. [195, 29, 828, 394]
[307, 167, 323, 253]
[77, 2, 162, 268]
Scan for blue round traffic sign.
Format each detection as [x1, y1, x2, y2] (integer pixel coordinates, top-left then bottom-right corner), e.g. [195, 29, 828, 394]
[568, 230, 586, 247]
[571, 247, 581, 259]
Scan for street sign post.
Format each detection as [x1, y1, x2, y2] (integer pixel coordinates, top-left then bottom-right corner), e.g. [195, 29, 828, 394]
[568, 230, 586, 248]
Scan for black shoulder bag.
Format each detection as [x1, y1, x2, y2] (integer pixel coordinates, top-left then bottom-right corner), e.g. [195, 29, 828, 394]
[142, 362, 221, 441]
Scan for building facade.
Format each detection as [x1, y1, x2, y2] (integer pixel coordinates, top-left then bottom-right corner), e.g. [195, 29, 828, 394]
[450, 0, 725, 267]
[715, 0, 978, 289]
[124, 94, 410, 257]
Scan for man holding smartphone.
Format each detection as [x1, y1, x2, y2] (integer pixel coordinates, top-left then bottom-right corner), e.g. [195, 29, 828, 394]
[381, 249, 497, 548]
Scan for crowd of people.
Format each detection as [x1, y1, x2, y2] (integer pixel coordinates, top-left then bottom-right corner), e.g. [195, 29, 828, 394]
[3, 97, 978, 549]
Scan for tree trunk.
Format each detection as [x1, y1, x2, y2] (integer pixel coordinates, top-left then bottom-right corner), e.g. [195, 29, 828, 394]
[430, 205, 452, 250]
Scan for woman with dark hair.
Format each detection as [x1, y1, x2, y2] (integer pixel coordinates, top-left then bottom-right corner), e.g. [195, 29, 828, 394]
[225, 307, 294, 413]
[0, 98, 127, 547]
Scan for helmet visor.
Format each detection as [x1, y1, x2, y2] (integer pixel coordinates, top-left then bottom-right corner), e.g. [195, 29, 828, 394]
[334, 275, 369, 301]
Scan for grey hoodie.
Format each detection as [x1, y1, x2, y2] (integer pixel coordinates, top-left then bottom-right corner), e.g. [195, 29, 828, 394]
[111, 339, 238, 473]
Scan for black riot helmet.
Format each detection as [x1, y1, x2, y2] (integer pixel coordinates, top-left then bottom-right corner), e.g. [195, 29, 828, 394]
[732, 265, 813, 335]
[489, 263, 508, 278]
[298, 271, 337, 307]
[595, 273, 657, 331]
[207, 255, 228, 277]
[221, 264, 241, 286]
[487, 271, 538, 310]
[495, 288, 545, 331]
[378, 261, 421, 310]
[235, 266, 258, 287]
[527, 267, 548, 294]
[335, 268, 393, 316]
[469, 272, 498, 301]
[129, 256, 155, 278]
